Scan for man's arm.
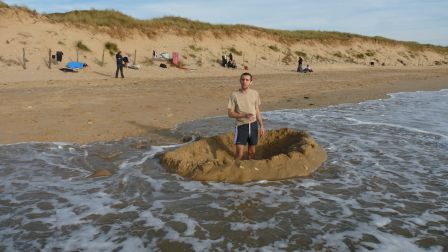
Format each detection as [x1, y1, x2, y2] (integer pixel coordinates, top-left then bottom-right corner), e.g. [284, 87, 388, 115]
[255, 105, 265, 137]
[228, 109, 254, 120]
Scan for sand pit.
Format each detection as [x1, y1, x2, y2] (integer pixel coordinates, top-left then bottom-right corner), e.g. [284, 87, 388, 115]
[160, 128, 327, 183]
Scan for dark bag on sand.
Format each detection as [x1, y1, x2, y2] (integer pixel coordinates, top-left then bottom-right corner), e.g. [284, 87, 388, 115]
[159, 63, 167, 68]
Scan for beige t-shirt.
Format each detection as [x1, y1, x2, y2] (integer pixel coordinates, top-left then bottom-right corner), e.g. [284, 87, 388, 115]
[227, 89, 261, 125]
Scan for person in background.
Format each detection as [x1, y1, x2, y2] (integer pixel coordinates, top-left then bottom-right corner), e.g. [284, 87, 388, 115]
[123, 56, 129, 67]
[297, 56, 303, 72]
[115, 51, 124, 78]
[303, 65, 313, 73]
[222, 55, 228, 67]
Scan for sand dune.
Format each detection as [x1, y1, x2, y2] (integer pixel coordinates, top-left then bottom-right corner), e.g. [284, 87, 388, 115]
[1, 6, 447, 80]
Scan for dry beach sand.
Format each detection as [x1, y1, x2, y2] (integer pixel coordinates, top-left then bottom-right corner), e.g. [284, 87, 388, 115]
[1, 66, 448, 145]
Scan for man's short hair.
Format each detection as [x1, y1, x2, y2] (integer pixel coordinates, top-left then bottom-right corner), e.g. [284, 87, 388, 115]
[240, 72, 252, 81]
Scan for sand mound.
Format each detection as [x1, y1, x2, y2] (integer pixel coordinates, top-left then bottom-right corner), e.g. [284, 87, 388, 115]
[161, 128, 327, 183]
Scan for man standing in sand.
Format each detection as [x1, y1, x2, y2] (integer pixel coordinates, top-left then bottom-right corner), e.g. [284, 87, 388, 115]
[297, 56, 303, 72]
[228, 72, 265, 160]
[115, 51, 124, 78]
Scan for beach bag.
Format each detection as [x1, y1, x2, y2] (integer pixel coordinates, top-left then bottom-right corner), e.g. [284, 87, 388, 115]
[160, 63, 167, 68]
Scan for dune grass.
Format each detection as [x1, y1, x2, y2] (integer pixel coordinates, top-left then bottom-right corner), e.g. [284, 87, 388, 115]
[3, 7, 441, 55]
[188, 45, 202, 52]
[0, 1, 9, 8]
[282, 50, 293, 65]
[228, 47, 242, 56]
[76, 41, 91, 52]
[268, 45, 280, 52]
[294, 51, 307, 58]
[0, 1, 40, 16]
[0, 56, 21, 66]
[354, 53, 365, 59]
[104, 41, 119, 55]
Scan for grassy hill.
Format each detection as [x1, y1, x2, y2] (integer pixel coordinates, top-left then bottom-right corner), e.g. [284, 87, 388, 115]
[1, 0, 447, 53]
[44, 9, 448, 54]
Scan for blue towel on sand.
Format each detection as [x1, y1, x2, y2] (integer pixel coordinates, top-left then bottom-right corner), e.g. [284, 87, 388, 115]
[66, 61, 85, 69]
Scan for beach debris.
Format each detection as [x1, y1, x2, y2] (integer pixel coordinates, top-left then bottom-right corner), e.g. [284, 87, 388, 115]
[99, 151, 122, 160]
[130, 140, 150, 150]
[89, 169, 112, 178]
[161, 128, 327, 183]
[182, 135, 193, 143]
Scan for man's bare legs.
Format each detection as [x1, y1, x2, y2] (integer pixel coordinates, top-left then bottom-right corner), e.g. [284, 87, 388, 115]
[235, 145, 256, 160]
[248, 145, 256, 159]
[235, 145, 245, 160]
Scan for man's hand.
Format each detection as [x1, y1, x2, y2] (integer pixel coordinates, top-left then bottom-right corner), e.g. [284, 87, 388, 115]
[228, 109, 254, 120]
[242, 112, 255, 120]
[260, 125, 265, 137]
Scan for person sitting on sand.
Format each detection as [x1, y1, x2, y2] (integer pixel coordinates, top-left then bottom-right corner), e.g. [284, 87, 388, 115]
[222, 55, 228, 67]
[228, 59, 237, 69]
[123, 56, 129, 67]
[228, 72, 265, 160]
[303, 65, 313, 73]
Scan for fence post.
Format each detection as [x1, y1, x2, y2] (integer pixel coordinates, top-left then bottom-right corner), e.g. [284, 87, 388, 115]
[48, 49, 51, 69]
[76, 48, 79, 62]
[22, 48, 26, 69]
[134, 49, 137, 65]
[102, 48, 105, 66]
[255, 53, 257, 68]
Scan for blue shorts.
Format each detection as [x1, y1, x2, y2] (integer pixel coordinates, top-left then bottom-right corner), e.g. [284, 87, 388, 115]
[234, 122, 259, 146]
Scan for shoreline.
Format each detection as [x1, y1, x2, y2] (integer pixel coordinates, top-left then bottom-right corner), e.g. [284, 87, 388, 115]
[1, 66, 447, 145]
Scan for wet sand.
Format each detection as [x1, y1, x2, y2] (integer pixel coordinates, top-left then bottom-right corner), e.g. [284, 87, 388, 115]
[1, 66, 447, 144]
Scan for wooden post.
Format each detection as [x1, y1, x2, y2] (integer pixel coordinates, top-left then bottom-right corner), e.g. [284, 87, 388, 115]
[102, 49, 105, 66]
[255, 53, 257, 68]
[134, 49, 137, 65]
[48, 49, 51, 69]
[22, 48, 26, 69]
[76, 48, 79, 62]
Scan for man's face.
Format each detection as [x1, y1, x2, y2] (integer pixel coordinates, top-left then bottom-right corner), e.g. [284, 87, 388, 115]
[240, 75, 252, 90]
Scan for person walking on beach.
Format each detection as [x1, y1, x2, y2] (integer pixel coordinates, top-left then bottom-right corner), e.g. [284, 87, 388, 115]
[297, 57, 303, 72]
[228, 72, 265, 160]
[115, 51, 124, 78]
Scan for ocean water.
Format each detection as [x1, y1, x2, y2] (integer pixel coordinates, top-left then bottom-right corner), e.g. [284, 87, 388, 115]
[1, 89, 447, 251]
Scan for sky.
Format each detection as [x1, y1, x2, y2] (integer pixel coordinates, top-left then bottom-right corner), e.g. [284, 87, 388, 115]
[4, 0, 448, 46]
